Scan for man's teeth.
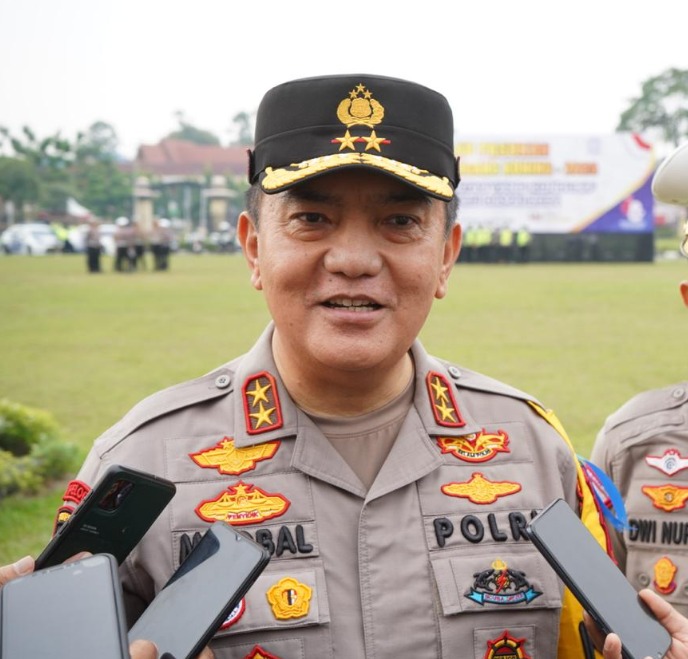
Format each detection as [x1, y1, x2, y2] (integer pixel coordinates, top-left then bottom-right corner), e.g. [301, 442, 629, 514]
[327, 298, 379, 310]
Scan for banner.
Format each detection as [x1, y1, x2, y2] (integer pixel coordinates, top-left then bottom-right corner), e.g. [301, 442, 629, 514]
[455, 134, 656, 234]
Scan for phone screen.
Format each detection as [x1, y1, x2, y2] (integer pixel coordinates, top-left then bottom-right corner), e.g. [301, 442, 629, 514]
[0, 554, 128, 659]
[527, 498, 671, 659]
[129, 521, 270, 659]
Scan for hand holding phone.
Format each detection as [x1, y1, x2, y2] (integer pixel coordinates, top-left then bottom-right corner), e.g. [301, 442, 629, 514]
[129, 521, 270, 659]
[35, 464, 176, 569]
[527, 498, 671, 659]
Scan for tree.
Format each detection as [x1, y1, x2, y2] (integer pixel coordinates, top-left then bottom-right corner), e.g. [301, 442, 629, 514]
[617, 68, 688, 147]
[230, 111, 254, 146]
[0, 157, 40, 220]
[74, 121, 120, 164]
[166, 111, 221, 146]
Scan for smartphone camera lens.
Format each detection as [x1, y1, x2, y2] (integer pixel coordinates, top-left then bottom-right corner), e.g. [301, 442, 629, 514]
[98, 479, 134, 511]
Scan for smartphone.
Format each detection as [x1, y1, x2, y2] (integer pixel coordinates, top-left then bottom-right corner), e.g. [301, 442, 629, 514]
[129, 521, 271, 659]
[527, 498, 671, 659]
[35, 464, 176, 569]
[0, 553, 129, 658]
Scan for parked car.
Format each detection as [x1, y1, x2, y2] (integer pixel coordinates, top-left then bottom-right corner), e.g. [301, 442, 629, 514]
[0, 223, 62, 255]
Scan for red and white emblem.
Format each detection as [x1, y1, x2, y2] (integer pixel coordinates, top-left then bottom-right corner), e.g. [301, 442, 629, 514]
[645, 449, 688, 477]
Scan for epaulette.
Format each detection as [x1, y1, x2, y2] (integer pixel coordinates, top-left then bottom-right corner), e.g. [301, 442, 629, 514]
[92, 364, 236, 455]
[603, 382, 688, 439]
[437, 359, 544, 408]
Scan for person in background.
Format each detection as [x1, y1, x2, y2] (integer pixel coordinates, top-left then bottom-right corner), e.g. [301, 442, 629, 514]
[84, 217, 102, 273]
[591, 140, 688, 618]
[114, 216, 131, 272]
[40, 74, 609, 658]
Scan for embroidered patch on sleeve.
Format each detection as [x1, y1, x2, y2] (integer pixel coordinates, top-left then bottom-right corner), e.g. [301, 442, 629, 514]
[266, 577, 312, 620]
[441, 472, 522, 504]
[62, 479, 91, 505]
[642, 484, 688, 512]
[190, 437, 280, 475]
[437, 429, 510, 463]
[195, 481, 290, 525]
[243, 372, 283, 435]
[425, 371, 465, 428]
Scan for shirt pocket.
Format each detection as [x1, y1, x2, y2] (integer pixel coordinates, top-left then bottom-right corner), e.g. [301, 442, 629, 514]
[430, 544, 563, 658]
[211, 563, 333, 659]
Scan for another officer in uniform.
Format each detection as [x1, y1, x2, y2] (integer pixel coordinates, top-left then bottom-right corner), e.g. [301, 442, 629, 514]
[592, 140, 688, 618]
[52, 74, 609, 658]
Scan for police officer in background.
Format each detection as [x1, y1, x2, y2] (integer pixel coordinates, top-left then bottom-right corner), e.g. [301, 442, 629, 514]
[591, 140, 688, 618]
[42, 74, 609, 658]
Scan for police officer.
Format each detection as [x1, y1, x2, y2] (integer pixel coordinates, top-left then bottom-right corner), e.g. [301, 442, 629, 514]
[49, 74, 609, 658]
[592, 140, 688, 618]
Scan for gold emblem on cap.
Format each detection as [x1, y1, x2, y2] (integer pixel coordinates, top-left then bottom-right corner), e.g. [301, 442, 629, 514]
[266, 577, 312, 620]
[336, 83, 385, 128]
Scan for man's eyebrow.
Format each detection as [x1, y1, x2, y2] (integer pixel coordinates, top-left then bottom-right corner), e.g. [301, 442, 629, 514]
[284, 187, 336, 204]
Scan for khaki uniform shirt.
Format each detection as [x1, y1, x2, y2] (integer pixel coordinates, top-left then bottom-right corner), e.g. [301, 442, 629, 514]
[591, 382, 688, 615]
[63, 324, 605, 659]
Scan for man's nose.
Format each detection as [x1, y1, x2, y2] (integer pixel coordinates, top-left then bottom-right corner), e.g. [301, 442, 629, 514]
[322, 223, 383, 277]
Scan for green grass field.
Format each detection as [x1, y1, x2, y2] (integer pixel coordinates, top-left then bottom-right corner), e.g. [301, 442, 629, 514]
[1, 251, 686, 563]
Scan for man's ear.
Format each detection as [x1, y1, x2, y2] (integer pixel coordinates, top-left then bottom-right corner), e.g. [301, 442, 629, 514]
[680, 281, 688, 308]
[237, 211, 262, 290]
[435, 222, 462, 300]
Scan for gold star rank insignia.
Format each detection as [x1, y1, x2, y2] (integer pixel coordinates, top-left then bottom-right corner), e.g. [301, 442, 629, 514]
[243, 372, 283, 435]
[266, 577, 312, 620]
[441, 472, 522, 504]
[425, 371, 465, 428]
[195, 481, 290, 525]
[189, 437, 280, 475]
[437, 429, 510, 463]
[642, 484, 688, 512]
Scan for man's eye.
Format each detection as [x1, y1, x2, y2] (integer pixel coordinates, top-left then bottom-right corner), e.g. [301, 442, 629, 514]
[298, 212, 325, 224]
[388, 215, 417, 227]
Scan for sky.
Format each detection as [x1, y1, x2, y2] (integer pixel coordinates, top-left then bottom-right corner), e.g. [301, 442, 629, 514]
[1, 0, 687, 160]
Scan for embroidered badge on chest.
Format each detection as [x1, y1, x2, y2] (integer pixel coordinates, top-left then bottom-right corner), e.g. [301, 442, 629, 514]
[642, 484, 688, 512]
[426, 371, 465, 428]
[653, 556, 678, 595]
[220, 598, 246, 629]
[437, 429, 510, 463]
[266, 577, 312, 620]
[243, 645, 282, 659]
[190, 437, 280, 475]
[243, 372, 283, 435]
[466, 559, 541, 606]
[194, 481, 290, 525]
[442, 472, 522, 504]
[646, 449, 688, 477]
[484, 631, 532, 659]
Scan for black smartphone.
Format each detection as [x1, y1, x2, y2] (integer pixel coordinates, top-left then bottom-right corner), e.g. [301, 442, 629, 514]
[35, 464, 176, 569]
[129, 520, 271, 659]
[527, 498, 671, 659]
[0, 553, 129, 658]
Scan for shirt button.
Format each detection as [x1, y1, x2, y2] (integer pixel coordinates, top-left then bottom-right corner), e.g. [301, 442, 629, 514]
[638, 573, 651, 587]
[672, 387, 685, 400]
[448, 366, 461, 379]
[215, 374, 231, 389]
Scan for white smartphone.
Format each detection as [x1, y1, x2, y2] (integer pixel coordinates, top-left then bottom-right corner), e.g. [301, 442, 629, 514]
[527, 498, 671, 659]
[129, 521, 270, 659]
[0, 553, 129, 659]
